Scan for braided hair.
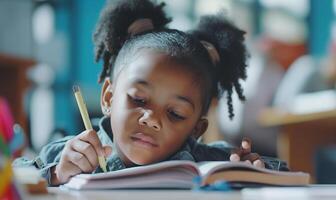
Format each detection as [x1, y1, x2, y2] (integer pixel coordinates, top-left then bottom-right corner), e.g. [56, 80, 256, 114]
[93, 0, 248, 119]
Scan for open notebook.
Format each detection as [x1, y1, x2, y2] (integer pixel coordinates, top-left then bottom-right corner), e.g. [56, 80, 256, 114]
[63, 160, 310, 190]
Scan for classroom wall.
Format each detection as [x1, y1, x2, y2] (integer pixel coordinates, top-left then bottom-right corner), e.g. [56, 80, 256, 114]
[52, 0, 106, 135]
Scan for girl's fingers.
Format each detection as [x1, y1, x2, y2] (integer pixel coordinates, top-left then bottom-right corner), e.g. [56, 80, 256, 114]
[231, 148, 243, 157]
[79, 130, 104, 157]
[103, 146, 112, 157]
[230, 138, 261, 166]
[231, 138, 252, 159]
[66, 150, 94, 173]
[241, 153, 260, 162]
[253, 159, 265, 168]
[71, 139, 99, 168]
[55, 156, 82, 185]
[229, 153, 240, 162]
[55, 160, 82, 184]
[244, 160, 252, 165]
[241, 137, 251, 153]
[230, 137, 252, 161]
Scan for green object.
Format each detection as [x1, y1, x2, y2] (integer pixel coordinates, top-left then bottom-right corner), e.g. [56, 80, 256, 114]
[0, 133, 10, 157]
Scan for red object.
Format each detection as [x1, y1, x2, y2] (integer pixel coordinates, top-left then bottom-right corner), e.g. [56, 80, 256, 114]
[260, 36, 307, 71]
[1, 184, 21, 200]
[0, 98, 14, 143]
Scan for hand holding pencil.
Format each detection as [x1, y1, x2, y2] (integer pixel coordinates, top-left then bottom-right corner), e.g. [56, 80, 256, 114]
[50, 86, 112, 185]
[73, 85, 108, 172]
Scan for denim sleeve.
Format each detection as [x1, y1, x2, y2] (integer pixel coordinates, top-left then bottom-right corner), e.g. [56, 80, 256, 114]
[260, 156, 289, 171]
[193, 140, 289, 171]
[191, 140, 233, 162]
[13, 136, 74, 186]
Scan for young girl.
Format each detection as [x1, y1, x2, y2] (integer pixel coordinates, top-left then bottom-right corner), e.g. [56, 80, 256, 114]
[15, 0, 288, 186]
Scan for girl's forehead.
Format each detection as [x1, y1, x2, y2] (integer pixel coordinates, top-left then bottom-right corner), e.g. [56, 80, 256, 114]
[118, 52, 204, 105]
[125, 52, 199, 85]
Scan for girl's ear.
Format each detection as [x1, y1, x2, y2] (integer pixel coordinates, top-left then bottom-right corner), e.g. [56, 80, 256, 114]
[192, 118, 208, 140]
[101, 78, 114, 116]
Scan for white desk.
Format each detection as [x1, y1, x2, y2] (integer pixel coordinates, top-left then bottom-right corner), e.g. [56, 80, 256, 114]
[25, 185, 336, 200]
[243, 185, 336, 200]
[26, 188, 240, 200]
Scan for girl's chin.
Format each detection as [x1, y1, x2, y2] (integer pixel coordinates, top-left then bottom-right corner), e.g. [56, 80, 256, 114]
[129, 156, 156, 165]
[127, 152, 162, 166]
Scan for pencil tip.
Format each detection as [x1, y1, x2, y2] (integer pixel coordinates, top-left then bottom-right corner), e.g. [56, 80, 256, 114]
[73, 85, 80, 93]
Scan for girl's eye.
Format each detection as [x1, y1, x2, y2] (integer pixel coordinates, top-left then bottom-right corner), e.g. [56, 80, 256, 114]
[129, 95, 146, 106]
[168, 110, 186, 121]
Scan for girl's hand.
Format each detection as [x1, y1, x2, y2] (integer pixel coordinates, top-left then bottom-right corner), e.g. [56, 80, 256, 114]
[229, 138, 265, 168]
[51, 130, 112, 185]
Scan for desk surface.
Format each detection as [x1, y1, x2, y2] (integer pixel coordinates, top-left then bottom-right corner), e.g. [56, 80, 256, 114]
[25, 185, 336, 200]
[258, 108, 336, 126]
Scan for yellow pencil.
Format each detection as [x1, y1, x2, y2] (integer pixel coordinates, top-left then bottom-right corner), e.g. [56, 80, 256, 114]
[73, 85, 107, 173]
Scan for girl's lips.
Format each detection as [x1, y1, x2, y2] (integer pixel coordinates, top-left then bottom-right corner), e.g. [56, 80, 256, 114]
[131, 132, 158, 147]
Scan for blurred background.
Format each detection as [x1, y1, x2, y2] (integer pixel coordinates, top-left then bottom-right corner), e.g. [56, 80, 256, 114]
[0, 0, 336, 184]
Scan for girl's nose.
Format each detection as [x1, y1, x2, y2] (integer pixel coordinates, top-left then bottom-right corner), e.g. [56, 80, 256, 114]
[138, 110, 161, 131]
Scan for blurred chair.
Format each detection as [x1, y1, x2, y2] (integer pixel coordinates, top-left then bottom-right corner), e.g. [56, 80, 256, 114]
[216, 7, 309, 157]
[273, 55, 332, 110]
[218, 39, 306, 157]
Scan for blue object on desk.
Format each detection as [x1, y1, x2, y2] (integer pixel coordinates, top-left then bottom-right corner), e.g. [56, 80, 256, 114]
[315, 146, 336, 184]
[9, 124, 25, 154]
[192, 176, 231, 192]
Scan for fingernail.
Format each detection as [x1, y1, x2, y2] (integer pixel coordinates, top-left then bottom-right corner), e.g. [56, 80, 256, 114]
[253, 160, 261, 167]
[244, 160, 252, 165]
[105, 148, 112, 156]
[103, 146, 112, 156]
[242, 141, 249, 149]
[230, 154, 240, 162]
[253, 160, 264, 168]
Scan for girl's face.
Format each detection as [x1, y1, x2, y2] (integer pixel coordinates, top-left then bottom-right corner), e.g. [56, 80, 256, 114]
[101, 52, 208, 166]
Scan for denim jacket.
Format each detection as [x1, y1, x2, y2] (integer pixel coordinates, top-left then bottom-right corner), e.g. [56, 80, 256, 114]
[13, 116, 289, 185]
